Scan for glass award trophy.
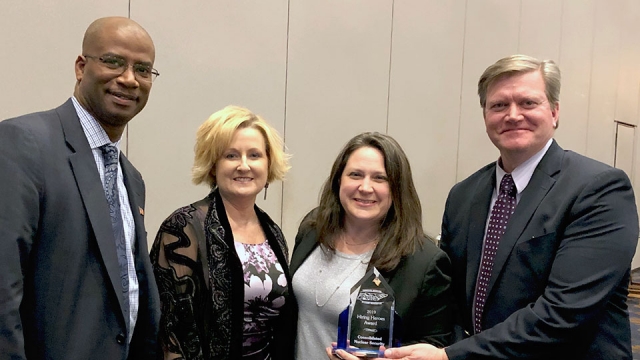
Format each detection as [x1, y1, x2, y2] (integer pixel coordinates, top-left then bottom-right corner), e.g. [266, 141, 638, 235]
[332, 267, 401, 358]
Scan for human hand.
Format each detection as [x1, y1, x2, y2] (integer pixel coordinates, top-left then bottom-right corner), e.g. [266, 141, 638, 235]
[325, 342, 386, 359]
[326, 346, 358, 360]
[383, 344, 448, 360]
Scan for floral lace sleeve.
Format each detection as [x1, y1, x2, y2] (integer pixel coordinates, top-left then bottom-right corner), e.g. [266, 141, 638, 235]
[150, 205, 206, 360]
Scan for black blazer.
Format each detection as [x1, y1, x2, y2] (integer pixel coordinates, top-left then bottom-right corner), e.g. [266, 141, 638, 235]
[0, 100, 160, 360]
[290, 214, 454, 348]
[441, 140, 638, 360]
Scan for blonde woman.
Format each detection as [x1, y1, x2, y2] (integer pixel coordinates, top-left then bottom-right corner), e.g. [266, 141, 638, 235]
[151, 106, 293, 360]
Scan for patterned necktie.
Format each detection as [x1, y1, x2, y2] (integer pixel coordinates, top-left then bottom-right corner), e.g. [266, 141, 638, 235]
[473, 173, 517, 334]
[100, 144, 130, 332]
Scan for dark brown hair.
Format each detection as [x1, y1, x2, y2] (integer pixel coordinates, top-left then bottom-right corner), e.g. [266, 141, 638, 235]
[304, 132, 427, 271]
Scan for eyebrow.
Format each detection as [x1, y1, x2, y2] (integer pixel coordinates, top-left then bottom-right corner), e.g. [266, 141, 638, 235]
[489, 93, 544, 102]
[225, 147, 264, 152]
[346, 167, 387, 174]
[102, 52, 153, 66]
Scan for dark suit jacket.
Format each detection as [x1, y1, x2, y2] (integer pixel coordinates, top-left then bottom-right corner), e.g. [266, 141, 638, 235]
[441, 140, 638, 360]
[290, 213, 454, 348]
[0, 99, 160, 360]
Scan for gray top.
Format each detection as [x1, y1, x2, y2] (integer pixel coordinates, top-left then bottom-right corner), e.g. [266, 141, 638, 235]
[293, 245, 374, 360]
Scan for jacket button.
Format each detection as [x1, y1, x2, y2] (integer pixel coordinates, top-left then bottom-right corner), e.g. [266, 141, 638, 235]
[116, 334, 125, 344]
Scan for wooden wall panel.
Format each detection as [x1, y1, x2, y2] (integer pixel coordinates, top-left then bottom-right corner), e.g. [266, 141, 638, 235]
[0, 1, 129, 121]
[457, 0, 521, 181]
[387, 0, 466, 237]
[555, 0, 595, 154]
[614, 0, 640, 127]
[518, 0, 562, 60]
[586, 0, 622, 165]
[128, 1, 289, 242]
[281, 0, 393, 242]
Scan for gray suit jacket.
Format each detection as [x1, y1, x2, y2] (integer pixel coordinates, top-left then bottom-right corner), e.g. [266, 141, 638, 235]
[0, 99, 160, 360]
[441, 140, 638, 359]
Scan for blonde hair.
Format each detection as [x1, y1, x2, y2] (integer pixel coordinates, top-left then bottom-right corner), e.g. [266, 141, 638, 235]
[478, 54, 561, 109]
[192, 105, 290, 187]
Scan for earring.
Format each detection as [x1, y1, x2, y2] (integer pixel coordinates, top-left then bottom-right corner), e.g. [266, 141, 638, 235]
[264, 183, 269, 200]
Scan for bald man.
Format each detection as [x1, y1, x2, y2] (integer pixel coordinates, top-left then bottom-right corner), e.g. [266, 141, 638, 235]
[0, 17, 160, 359]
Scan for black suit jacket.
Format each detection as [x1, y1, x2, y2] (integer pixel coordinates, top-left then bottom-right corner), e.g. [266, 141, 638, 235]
[290, 213, 454, 348]
[441, 140, 638, 360]
[0, 99, 160, 360]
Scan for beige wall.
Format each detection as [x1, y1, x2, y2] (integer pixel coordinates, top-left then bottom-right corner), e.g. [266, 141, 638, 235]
[3, 0, 640, 266]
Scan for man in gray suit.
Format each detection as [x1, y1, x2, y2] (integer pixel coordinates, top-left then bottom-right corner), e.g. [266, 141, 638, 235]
[382, 55, 639, 359]
[0, 17, 160, 359]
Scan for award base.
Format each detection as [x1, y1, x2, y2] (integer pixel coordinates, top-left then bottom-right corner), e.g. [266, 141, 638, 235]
[331, 344, 384, 358]
[333, 307, 401, 358]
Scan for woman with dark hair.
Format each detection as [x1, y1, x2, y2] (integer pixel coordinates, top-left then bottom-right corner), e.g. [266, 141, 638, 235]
[290, 132, 453, 360]
[151, 105, 294, 360]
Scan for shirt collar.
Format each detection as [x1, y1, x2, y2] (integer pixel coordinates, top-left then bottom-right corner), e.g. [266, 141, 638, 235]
[71, 96, 121, 150]
[495, 138, 553, 195]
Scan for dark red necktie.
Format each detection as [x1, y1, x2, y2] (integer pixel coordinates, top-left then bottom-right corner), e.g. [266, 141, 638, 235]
[473, 173, 517, 334]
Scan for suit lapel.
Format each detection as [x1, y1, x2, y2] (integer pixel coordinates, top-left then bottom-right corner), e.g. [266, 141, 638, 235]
[57, 100, 129, 321]
[487, 141, 563, 295]
[121, 155, 146, 254]
[465, 168, 495, 307]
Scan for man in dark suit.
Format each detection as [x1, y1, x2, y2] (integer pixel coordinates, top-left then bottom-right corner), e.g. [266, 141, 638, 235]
[0, 17, 160, 359]
[383, 55, 639, 359]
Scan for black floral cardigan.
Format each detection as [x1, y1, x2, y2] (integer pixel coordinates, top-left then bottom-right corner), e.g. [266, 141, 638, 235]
[150, 189, 295, 360]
